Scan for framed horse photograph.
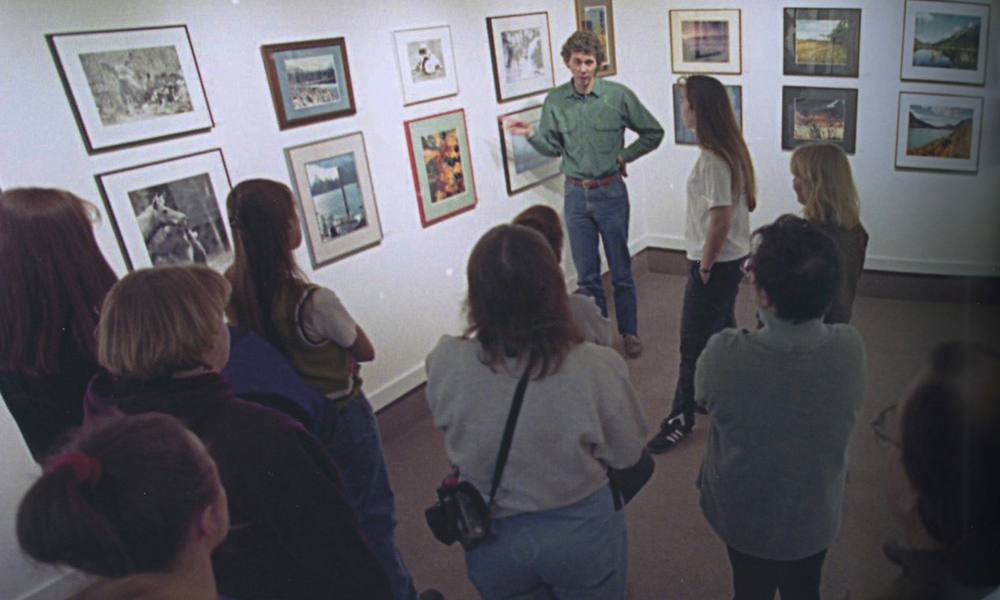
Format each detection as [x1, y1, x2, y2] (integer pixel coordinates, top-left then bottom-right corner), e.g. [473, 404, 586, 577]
[95, 149, 234, 272]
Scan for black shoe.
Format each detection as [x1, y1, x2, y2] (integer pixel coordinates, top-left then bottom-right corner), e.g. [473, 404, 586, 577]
[646, 417, 692, 454]
[419, 590, 445, 600]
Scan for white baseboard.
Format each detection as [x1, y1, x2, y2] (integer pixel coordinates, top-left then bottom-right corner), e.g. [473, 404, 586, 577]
[368, 364, 426, 412]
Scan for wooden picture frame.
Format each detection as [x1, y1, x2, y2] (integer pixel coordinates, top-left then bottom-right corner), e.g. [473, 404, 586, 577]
[487, 12, 556, 102]
[393, 25, 459, 106]
[673, 83, 741, 145]
[783, 8, 861, 77]
[781, 86, 858, 154]
[498, 105, 561, 195]
[46, 25, 213, 154]
[95, 149, 233, 272]
[895, 92, 983, 173]
[575, 0, 617, 77]
[669, 9, 742, 74]
[900, 1, 990, 86]
[285, 132, 383, 269]
[261, 37, 356, 130]
[404, 109, 477, 227]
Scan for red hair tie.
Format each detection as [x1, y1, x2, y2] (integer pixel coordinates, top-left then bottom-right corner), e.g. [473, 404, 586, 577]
[47, 451, 102, 485]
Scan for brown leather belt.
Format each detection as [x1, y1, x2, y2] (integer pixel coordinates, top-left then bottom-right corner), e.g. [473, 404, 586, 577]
[565, 172, 622, 189]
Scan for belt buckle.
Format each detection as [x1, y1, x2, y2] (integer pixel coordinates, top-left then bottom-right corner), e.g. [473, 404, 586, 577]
[582, 179, 598, 189]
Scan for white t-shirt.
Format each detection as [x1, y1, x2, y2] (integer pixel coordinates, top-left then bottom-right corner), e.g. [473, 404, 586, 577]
[684, 150, 751, 263]
[569, 293, 612, 346]
[300, 287, 357, 348]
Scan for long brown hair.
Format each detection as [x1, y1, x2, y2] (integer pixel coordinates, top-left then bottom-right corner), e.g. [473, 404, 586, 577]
[512, 204, 563, 263]
[791, 143, 860, 228]
[225, 179, 306, 345]
[464, 224, 581, 378]
[682, 75, 757, 211]
[0, 188, 118, 375]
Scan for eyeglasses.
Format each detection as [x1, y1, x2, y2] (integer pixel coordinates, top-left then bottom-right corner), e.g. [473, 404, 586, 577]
[871, 404, 901, 449]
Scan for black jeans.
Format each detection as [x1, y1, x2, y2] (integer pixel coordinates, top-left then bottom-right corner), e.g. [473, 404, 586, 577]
[726, 546, 827, 600]
[669, 257, 746, 426]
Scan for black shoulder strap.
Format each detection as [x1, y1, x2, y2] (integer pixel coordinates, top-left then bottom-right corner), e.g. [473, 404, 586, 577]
[486, 353, 534, 508]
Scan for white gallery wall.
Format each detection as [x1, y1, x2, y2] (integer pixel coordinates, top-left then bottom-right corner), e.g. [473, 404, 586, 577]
[0, 0, 997, 597]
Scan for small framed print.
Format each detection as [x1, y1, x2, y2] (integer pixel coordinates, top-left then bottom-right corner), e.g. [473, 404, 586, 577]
[46, 25, 213, 154]
[575, 0, 617, 77]
[783, 8, 861, 77]
[900, 1, 990, 85]
[669, 9, 742, 74]
[261, 37, 356, 130]
[95, 149, 234, 272]
[487, 12, 556, 103]
[673, 83, 741, 145]
[393, 26, 459, 105]
[285, 133, 383, 269]
[895, 92, 983, 173]
[498, 105, 561, 195]
[404, 109, 477, 227]
[781, 86, 858, 154]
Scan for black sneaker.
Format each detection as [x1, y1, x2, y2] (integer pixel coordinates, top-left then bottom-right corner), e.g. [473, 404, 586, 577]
[646, 417, 692, 454]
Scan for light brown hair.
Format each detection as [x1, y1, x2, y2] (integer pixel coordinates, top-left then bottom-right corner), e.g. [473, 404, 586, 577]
[791, 143, 861, 229]
[512, 204, 563, 263]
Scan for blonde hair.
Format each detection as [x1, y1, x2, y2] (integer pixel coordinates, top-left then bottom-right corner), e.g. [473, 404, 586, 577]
[98, 265, 231, 380]
[791, 143, 860, 229]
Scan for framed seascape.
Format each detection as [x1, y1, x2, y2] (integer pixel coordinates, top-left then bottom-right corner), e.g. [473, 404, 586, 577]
[261, 37, 356, 130]
[498, 105, 561, 195]
[393, 25, 459, 106]
[404, 109, 477, 227]
[669, 9, 742, 74]
[487, 12, 556, 103]
[47, 25, 213, 154]
[900, 1, 990, 85]
[285, 133, 383, 269]
[673, 83, 742, 145]
[781, 86, 858, 154]
[575, 0, 617, 76]
[895, 92, 983, 173]
[95, 149, 234, 272]
[783, 8, 861, 77]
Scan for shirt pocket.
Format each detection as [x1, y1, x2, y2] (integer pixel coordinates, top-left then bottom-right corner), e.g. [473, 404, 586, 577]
[589, 107, 624, 156]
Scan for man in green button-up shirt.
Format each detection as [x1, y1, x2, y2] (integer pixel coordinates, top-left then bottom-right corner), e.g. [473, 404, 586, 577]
[509, 31, 663, 358]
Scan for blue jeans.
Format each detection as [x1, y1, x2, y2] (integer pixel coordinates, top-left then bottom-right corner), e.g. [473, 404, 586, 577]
[564, 178, 637, 336]
[464, 485, 627, 600]
[331, 393, 418, 600]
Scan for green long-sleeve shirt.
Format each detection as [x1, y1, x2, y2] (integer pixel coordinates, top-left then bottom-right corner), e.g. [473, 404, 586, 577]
[527, 78, 664, 180]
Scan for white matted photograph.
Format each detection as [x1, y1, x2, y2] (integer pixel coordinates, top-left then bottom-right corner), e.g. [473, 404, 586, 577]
[498, 105, 561, 195]
[900, 0, 990, 85]
[895, 92, 983, 173]
[669, 9, 742, 74]
[393, 26, 459, 105]
[487, 12, 555, 103]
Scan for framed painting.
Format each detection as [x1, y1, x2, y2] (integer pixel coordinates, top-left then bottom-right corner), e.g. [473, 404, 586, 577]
[900, 1, 990, 85]
[783, 8, 861, 77]
[95, 149, 233, 272]
[673, 82, 741, 145]
[895, 92, 983, 173]
[285, 133, 383, 268]
[46, 25, 213, 154]
[575, 0, 617, 76]
[393, 25, 459, 105]
[487, 12, 556, 102]
[781, 86, 858, 154]
[498, 105, 561, 195]
[261, 37, 356, 130]
[404, 109, 477, 227]
[669, 9, 742, 74]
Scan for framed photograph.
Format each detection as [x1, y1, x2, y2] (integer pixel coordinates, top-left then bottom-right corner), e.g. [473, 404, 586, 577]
[895, 92, 983, 173]
[46, 25, 213, 154]
[487, 12, 556, 102]
[404, 109, 477, 227]
[900, 1, 990, 85]
[285, 133, 383, 268]
[781, 86, 858, 154]
[669, 9, 742, 74]
[783, 8, 861, 77]
[393, 26, 459, 105]
[673, 83, 742, 145]
[576, 0, 617, 76]
[95, 149, 233, 272]
[498, 105, 561, 195]
[261, 37, 356, 130]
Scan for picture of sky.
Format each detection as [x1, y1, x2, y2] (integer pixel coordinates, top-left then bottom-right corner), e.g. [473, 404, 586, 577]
[915, 12, 980, 44]
[796, 19, 840, 40]
[910, 104, 974, 128]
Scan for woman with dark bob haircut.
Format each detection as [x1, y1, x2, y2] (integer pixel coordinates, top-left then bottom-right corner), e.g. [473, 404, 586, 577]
[425, 224, 648, 600]
[0, 187, 118, 461]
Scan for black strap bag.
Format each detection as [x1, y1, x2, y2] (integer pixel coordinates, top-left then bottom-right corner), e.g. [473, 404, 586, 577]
[607, 449, 655, 510]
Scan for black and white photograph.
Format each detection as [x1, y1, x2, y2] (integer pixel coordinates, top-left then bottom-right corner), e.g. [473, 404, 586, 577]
[79, 46, 194, 125]
[262, 37, 356, 129]
[487, 12, 555, 102]
[393, 26, 459, 105]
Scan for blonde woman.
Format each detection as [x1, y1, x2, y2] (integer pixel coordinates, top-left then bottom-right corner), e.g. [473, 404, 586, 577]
[790, 143, 868, 324]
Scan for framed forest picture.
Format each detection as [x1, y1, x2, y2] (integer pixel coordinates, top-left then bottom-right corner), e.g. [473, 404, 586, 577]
[261, 37, 356, 129]
[783, 8, 861, 77]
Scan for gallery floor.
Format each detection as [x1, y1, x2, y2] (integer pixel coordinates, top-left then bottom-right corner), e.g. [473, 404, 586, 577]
[377, 259, 1000, 599]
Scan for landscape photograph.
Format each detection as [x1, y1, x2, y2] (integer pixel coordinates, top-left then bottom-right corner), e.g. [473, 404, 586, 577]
[305, 152, 368, 241]
[681, 20, 729, 62]
[284, 54, 340, 109]
[912, 11, 981, 70]
[795, 18, 850, 65]
[793, 97, 846, 141]
[80, 45, 194, 125]
[905, 104, 974, 158]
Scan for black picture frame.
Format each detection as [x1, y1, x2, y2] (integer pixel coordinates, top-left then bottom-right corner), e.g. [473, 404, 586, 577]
[781, 86, 859, 154]
[783, 8, 861, 77]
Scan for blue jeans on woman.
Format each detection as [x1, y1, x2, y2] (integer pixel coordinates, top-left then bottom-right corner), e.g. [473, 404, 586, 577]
[564, 178, 637, 336]
[464, 484, 627, 600]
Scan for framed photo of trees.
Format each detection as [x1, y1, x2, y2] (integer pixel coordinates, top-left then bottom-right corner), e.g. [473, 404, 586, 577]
[783, 8, 861, 77]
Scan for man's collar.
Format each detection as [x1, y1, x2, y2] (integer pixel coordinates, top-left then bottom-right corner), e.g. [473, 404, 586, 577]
[563, 77, 605, 98]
